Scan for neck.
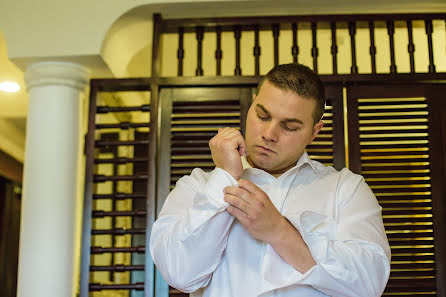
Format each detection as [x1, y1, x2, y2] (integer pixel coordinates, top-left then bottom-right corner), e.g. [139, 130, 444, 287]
[246, 156, 297, 178]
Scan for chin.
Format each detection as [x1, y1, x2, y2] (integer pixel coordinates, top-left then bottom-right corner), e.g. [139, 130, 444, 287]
[250, 157, 276, 171]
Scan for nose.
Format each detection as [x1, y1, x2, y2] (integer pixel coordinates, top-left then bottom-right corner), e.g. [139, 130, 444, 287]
[262, 122, 279, 142]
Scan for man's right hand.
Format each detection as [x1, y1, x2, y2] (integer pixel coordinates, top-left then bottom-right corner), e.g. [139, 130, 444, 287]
[209, 127, 246, 180]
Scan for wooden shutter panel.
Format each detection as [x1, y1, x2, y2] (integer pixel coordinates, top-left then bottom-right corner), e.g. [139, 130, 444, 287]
[156, 87, 251, 297]
[170, 99, 243, 189]
[347, 84, 444, 297]
[80, 84, 154, 297]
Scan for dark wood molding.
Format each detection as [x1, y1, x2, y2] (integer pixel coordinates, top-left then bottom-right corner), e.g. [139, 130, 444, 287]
[346, 86, 361, 174]
[79, 82, 99, 297]
[146, 82, 159, 297]
[90, 73, 446, 92]
[162, 13, 446, 33]
[151, 13, 163, 78]
[326, 84, 345, 171]
[427, 85, 446, 297]
[0, 150, 22, 184]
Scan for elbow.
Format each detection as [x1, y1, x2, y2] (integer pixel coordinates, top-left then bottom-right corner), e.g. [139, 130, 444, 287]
[318, 243, 391, 297]
[369, 254, 391, 297]
[351, 248, 391, 297]
[155, 260, 211, 293]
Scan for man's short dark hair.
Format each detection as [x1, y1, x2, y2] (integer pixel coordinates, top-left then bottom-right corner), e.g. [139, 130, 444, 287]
[256, 63, 326, 125]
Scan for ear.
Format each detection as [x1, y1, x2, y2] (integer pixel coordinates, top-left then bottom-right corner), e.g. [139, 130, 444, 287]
[252, 93, 256, 103]
[309, 121, 324, 144]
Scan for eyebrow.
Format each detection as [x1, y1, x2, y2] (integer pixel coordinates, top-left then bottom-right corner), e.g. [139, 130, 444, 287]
[256, 104, 304, 125]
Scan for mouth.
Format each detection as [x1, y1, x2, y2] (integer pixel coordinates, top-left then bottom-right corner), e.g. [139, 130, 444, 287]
[256, 145, 276, 154]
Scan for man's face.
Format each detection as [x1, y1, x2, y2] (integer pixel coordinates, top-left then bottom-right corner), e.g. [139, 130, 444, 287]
[245, 80, 324, 177]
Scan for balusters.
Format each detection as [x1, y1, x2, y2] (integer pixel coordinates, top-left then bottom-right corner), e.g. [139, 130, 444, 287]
[387, 20, 397, 73]
[292, 23, 299, 63]
[407, 20, 416, 73]
[425, 20, 436, 73]
[177, 27, 184, 76]
[272, 24, 280, 66]
[368, 21, 377, 74]
[311, 22, 318, 73]
[330, 22, 338, 75]
[196, 26, 204, 76]
[349, 22, 358, 74]
[215, 26, 222, 76]
[254, 25, 261, 75]
[234, 26, 242, 75]
[164, 16, 445, 77]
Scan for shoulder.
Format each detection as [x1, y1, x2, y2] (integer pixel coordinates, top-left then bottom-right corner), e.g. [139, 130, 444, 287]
[309, 160, 366, 194]
[338, 167, 364, 185]
[310, 159, 363, 182]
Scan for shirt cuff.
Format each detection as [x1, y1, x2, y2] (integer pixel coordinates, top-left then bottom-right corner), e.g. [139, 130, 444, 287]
[186, 168, 238, 234]
[202, 167, 239, 210]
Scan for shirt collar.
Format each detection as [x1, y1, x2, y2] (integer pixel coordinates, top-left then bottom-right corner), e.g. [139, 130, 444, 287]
[241, 150, 318, 173]
[241, 154, 252, 170]
[296, 151, 318, 173]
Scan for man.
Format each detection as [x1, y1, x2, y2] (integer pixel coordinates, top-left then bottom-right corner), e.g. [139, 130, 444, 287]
[150, 63, 391, 297]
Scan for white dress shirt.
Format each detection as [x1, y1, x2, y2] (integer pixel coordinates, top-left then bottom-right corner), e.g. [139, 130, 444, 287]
[150, 151, 391, 297]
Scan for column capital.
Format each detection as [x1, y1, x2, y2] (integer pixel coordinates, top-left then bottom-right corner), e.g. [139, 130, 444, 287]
[25, 61, 90, 91]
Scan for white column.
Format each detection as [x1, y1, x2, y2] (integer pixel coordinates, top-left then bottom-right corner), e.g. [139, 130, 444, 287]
[17, 61, 89, 297]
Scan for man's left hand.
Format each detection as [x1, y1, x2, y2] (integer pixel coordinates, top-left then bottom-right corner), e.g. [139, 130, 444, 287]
[223, 179, 287, 243]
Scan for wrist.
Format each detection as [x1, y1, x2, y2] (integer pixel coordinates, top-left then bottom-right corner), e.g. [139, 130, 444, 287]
[219, 166, 242, 180]
[268, 216, 292, 246]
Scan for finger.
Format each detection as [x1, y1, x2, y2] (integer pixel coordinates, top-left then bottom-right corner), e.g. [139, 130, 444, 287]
[224, 186, 251, 204]
[237, 137, 246, 156]
[237, 179, 262, 195]
[222, 130, 246, 156]
[224, 193, 249, 215]
[219, 127, 237, 137]
[237, 179, 270, 204]
[226, 205, 249, 224]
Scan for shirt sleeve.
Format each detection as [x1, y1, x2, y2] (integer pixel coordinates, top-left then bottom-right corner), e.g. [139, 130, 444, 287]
[149, 167, 238, 293]
[258, 170, 391, 297]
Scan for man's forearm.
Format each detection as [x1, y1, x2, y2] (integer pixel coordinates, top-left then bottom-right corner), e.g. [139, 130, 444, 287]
[268, 217, 316, 273]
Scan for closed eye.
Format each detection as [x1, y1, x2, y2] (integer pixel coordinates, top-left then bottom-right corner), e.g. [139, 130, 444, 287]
[257, 113, 270, 121]
[282, 122, 300, 131]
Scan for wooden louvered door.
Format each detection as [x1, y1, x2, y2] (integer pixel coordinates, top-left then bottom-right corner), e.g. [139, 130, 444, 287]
[347, 84, 446, 297]
[155, 87, 252, 297]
